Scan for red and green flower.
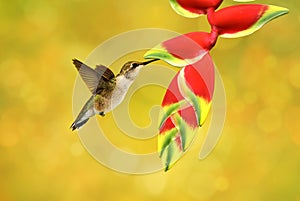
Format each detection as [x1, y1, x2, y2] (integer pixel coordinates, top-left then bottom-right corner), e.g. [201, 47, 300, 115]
[144, 32, 217, 67]
[208, 4, 289, 38]
[158, 54, 215, 170]
[144, 0, 288, 171]
[170, 0, 223, 18]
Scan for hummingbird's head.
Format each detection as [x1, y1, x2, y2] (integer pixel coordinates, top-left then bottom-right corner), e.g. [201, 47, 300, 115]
[118, 59, 158, 80]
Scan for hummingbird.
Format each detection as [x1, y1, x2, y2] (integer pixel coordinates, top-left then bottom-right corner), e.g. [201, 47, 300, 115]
[70, 58, 158, 131]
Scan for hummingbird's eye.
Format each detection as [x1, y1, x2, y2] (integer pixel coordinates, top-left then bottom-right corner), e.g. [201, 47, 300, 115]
[131, 63, 138, 68]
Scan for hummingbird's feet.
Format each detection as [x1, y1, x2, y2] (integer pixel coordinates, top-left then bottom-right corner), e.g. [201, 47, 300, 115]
[99, 112, 105, 117]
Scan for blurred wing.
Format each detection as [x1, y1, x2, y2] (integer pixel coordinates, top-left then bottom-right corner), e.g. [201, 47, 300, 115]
[95, 65, 115, 80]
[158, 54, 215, 171]
[72, 59, 114, 94]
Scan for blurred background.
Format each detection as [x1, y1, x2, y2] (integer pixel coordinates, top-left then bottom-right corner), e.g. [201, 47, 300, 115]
[0, 0, 299, 200]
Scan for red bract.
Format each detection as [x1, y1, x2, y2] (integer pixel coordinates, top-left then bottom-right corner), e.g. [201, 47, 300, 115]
[208, 4, 289, 38]
[144, 32, 217, 67]
[161, 73, 183, 106]
[183, 58, 214, 102]
[177, 0, 223, 13]
[164, 32, 217, 57]
[158, 54, 215, 170]
[160, 54, 214, 128]
[170, 0, 223, 18]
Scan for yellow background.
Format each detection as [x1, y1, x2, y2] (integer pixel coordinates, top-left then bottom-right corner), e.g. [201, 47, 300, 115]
[0, 0, 299, 200]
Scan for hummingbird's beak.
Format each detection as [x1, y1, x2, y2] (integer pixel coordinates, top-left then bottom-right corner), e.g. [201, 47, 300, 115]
[140, 59, 159, 66]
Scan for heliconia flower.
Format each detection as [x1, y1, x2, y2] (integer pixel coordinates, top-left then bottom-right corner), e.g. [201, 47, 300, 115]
[151, 0, 288, 171]
[144, 32, 217, 67]
[208, 4, 289, 38]
[158, 110, 198, 171]
[233, 0, 255, 2]
[169, 0, 223, 18]
[158, 54, 215, 171]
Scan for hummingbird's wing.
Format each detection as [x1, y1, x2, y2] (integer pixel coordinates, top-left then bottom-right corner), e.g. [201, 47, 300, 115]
[95, 65, 115, 80]
[72, 59, 115, 94]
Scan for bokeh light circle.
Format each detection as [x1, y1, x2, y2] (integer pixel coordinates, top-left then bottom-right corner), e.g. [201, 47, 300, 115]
[71, 28, 226, 174]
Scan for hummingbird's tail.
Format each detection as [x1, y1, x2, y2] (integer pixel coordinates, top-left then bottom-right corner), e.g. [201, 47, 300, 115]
[70, 95, 95, 131]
